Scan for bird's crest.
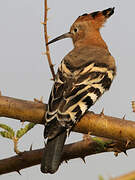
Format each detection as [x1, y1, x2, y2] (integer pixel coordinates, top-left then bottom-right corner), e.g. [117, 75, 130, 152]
[76, 7, 115, 30]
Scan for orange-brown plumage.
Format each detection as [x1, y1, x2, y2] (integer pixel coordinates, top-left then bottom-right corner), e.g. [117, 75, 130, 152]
[70, 8, 114, 48]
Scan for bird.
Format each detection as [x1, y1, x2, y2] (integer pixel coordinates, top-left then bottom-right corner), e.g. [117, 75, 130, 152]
[41, 7, 116, 174]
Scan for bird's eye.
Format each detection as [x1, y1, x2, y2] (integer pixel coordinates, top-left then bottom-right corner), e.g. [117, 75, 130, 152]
[74, 28, 78, 33]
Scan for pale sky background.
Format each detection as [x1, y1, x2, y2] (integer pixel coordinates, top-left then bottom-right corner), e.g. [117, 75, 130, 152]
[0, 0, 135, 180]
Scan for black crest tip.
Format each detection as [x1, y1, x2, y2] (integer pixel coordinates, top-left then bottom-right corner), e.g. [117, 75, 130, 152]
[102, 7, 115, 18]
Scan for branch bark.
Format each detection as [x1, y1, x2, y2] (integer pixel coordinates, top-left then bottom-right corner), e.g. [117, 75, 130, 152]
[0, 136, 135, 175]
[0, 95, 135, 143]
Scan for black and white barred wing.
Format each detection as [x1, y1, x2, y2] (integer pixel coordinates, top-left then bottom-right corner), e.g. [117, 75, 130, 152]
[45, 60, 115, 139]
[58, 62, 114, 124]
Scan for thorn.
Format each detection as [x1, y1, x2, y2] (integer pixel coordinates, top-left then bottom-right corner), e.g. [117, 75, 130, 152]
[42, 51, 50, 56]
[89, 111, 94, 114]
[34, 96, 44, 104]
[20, 119, 25, 123]
[40, 96, 43, 102]
[81, 157, 86, 164]
[45, 51, 49, 56]
[16, 170, 21, 175]
[114, 151, 118, 157]
[132, 101, 135, 112]
[29, 144, 33, 151]
[100, 108, 104, 116]
[122, 114, 126, 119]
[123, 150, 128, 156]
[83, 132, 92, 141]
[41, 21, 46, 25]
[47, 7, 50, 11]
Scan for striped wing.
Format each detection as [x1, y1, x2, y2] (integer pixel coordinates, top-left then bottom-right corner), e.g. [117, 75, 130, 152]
[45, 60, 115, 139]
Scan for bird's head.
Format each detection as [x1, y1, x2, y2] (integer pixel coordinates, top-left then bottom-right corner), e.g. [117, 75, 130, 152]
[47, 7, 115, 48]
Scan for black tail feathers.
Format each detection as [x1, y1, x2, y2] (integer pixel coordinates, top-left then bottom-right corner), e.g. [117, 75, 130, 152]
[41, 131, 67, 174]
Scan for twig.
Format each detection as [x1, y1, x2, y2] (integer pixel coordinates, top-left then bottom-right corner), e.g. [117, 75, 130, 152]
[43, 0, 55, 80]
[12, 137, 20, 154]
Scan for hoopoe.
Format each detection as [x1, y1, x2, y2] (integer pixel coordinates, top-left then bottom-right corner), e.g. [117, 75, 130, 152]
[41, 7, 116, 174]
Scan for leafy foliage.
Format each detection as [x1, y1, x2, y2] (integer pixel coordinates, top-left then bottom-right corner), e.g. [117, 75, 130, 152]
[0, 122, 35, 153]
[16, 123, 35, 139]
[0, 123, 14, 138]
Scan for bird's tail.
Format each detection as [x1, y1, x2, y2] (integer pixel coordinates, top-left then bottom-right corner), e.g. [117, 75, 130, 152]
[41, 131, 67, 174]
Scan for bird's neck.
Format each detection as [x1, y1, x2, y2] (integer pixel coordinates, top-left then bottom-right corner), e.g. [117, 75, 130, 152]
[74, 32, 108, 49]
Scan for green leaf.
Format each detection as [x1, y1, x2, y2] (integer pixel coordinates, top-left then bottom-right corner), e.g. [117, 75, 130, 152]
[0, 131, 13, 139]
[16, 123, 35, 139]
[0, 123, 14, 137]
[99, 175, 104, 180]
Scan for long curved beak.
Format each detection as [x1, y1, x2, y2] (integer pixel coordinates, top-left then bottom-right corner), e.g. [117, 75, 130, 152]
[47, 32, 72, 45]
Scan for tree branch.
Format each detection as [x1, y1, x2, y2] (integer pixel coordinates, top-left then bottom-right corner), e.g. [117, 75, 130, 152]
[0, 136, 135, 175]
[0, 95, 135, 144]
[0, 95, 46, 124]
